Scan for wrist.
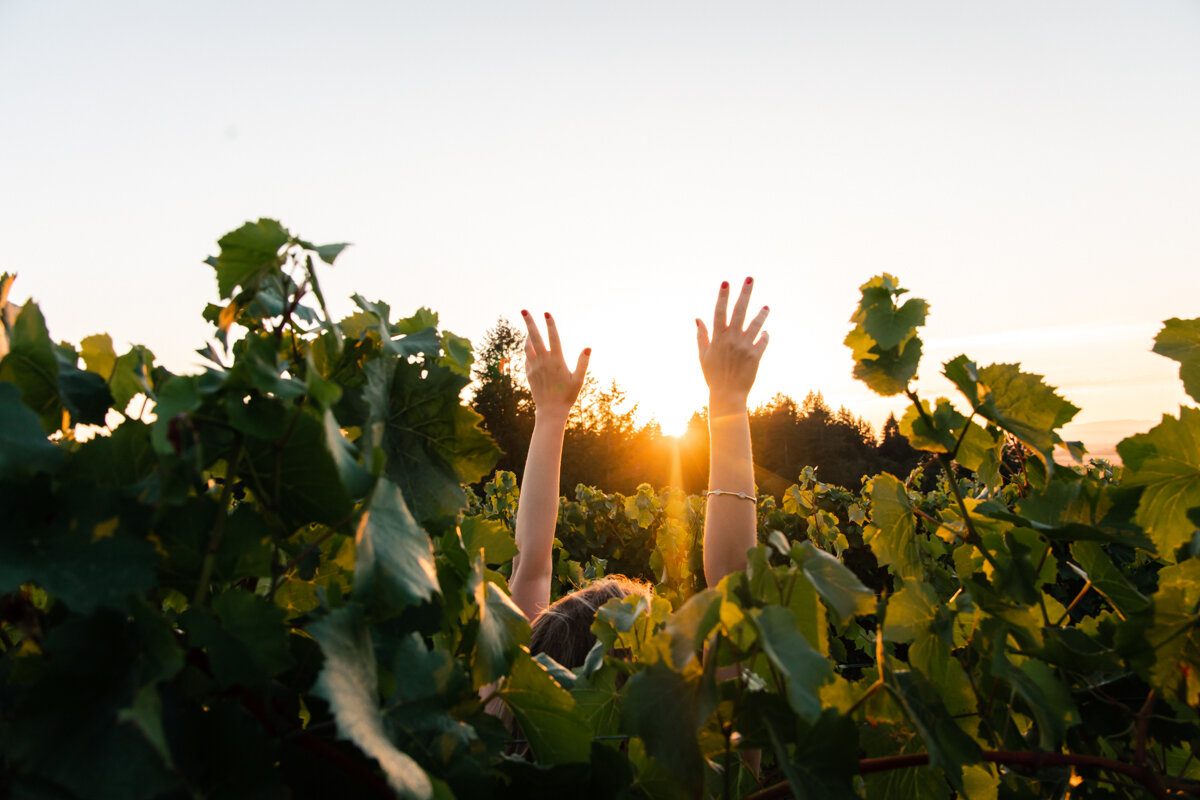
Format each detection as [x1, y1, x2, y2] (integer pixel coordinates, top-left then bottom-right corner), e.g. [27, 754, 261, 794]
[708, 392, 749, 418]
[533, 407, 571, 428]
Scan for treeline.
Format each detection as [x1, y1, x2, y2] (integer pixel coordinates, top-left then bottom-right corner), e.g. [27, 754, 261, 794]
[470, 318, 922, 496]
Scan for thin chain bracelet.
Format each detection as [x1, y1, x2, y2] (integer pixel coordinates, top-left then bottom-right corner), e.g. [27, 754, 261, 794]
[704, 490, 756, 502]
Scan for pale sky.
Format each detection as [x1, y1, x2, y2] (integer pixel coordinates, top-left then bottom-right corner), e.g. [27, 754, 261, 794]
[2, 1, 1197, 457]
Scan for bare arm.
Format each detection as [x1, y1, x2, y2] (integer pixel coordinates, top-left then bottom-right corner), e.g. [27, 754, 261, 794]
[508, 311, 590, 621]
[696, 279, 769, 586]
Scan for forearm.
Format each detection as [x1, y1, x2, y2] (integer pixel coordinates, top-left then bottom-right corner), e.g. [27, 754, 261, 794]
[510, 411, 568, 619]
[703, 394, 756, 586]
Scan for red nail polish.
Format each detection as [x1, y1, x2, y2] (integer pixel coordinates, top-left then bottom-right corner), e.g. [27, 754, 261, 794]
[695, 319, 701, 327]
[521, 309, 529, 317]
[745, 277, 753, 284]
[720, 281, 729, 290]
[764, 305, 770, 312]
[544, 312, 551, 319]
[584, 348, 591, 355]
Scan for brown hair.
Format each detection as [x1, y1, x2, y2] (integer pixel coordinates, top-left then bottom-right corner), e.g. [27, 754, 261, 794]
[529, 575, 652, 668]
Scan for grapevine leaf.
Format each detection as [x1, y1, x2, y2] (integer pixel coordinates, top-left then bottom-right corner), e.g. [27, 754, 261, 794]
[0, 381, 63, 477]
[377, 358, 499, 526]
[992, 654, 1080, 751]
[571, 663, 624, 736]
[353, 479, 439, 614]
[1117, 409, 1200, 559]
[865, 473, 921, 580]
[943, 357, 1079, 464]
[500, 649, 592, 765]
[314, 242, 350, 265]
[0, 301, 65, 430]
[79, 333, 117, 379]
[1145, 560, 1200, 705]
[789, 540, 875, 620]
[899, 398, 965, 453]
[472, 574, 530, 686]
[110, 344, 155, 411]
[751, 605, 833, 723]
[845, 275, 927, 397]
[882, 580, 941, 643]
[459, 515, 518, 565]
[180, 590, 293, 687]
[1070, 541, 1150, 615]
[661, 588, 722, 669]
[621, 661, 703, 792]
[323, 408, 373, 498]
[1154, 317, 1200, 402]
[242, 408, 354, 530]
[309, 605, 434, 800]
[439, 330, 474, 377]
[889, 670, 981, 791]
[754, 700, 860, 800]
[212, 219, 290, 300]
[54, 347, 114, 425]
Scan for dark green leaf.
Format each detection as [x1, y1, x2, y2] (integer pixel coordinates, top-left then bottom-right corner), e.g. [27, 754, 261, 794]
[55, 347, 113, 425]
[500, 649, 592, 764]
[889, 670, 982, 791]
[353, 479, 439, 614]
[789, 540, 875, 620]
[1154, 317, 1200, 402]
[1117, 408, 1200, 560]
[0, 381, 63, 477]
[751, 605, 832, 723]
[212, 219, 290, 299]
[309, 605, 434, 799]
[181, 590, 293, 687]
[314, 242, 350, 265]
[1070, 541, 1150, 614]
[622, 661, 703, 792]
[0, 301, 64, 430]
[472, 567, 530, 686]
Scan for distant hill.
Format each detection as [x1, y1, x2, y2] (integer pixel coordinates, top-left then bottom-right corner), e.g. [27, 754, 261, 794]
[1061, 419, 1159, 465]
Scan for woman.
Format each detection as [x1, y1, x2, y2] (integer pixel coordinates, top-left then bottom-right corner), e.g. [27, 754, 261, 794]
[509, 278, 770, 666]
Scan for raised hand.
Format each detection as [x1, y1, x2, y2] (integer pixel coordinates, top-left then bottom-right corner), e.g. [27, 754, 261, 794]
[696, 278, 769, 413]
[521, 310, 590, 422]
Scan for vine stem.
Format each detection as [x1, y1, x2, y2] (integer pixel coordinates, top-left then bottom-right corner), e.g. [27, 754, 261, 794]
[1056, 579, 1093, 626]
[191, 439, 244, 607]
[741, 750, 1177, 800]
[846, 614, 889, 716]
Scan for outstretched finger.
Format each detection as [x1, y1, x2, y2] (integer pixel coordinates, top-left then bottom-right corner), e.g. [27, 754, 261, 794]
[544, 312, 563, 355]
[696, 318, 711, 359]
[573, 347, 591, 383]
[744, 304, 770, 341]
[712, 281, 730, 332]
[729, 277, 753, 331]
[521, 310, 547, 355]
[753, 330, 770, 357]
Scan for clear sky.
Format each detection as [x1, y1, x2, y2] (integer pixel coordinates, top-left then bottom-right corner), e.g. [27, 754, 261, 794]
[2, 1, 1197, 457]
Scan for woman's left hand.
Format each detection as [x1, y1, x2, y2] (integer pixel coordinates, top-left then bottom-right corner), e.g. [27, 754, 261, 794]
[521, 310, 590, 422]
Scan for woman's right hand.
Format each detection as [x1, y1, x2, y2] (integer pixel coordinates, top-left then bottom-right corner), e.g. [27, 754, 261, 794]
[521, 310, 590, 422]
[696, 278, 769, 413]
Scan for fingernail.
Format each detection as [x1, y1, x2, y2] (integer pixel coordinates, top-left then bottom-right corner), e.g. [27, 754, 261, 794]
[720, 281, 729, 290]
[584, 348, 592, 355]
[544, 312, 551, 319]
[745, 277, 753, 285]
[764, 305, 770, 312]
[521, 309, 529, 317]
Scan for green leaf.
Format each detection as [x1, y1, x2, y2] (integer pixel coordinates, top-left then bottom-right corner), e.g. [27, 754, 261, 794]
[459, 515, 518, 565]
[621, 661, 703, 792]
[500, 649, 592, 764]
[0, 301, 65, 430]
[472, 568, 531, 686]
[992, 653, 1080, 751]
[889, 670, 982, 791]
[314, 242, 350, 265]
[865, 473, 921, 580]
[110, 344, 155, 411]
[117, 684, 174, 768]
[375, 357, 499, 525]
[80, 333, 117, 379]
[181, 590, 293, 687]
[751, 605, 833, 723]
[323, 408, 372, 498]
[0, 381, 63, 477]
[789, 540, 875, 620]
[243, 408, 354, 531]
[309, 605, 433, 799]
[55, 347, 114, 425]
[943, 357, 1079, 464]
[212, 219, 290, 299]
[439, 330, 473, 377]
[353, 479, 439, 614]
[883, 580, 941, 643]
[1070, 541, 1150, 615]
[1117, 408, 1200, 559]
[844, 274, 927, 397]
[1154, 317, 1200, 402]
